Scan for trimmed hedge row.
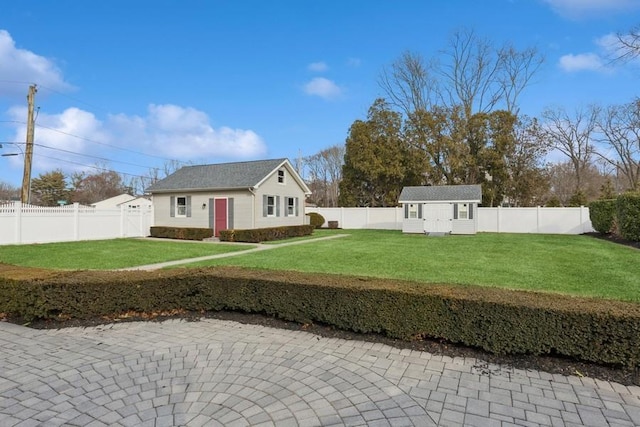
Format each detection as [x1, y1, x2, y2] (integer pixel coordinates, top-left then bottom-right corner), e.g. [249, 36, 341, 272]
[150, 226, 213, 241]
[617, 193, 640, 241]
[589, 199, 616, 234]
[219, 225, 315, 243]
[2, 267, 640, 368]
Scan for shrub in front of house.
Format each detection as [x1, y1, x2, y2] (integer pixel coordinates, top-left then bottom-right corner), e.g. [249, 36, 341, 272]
[219, 225, 315, 243]
[2, 267, 640, 368]
[306, 212, 325, 229]
[150, 226, 213, 241]
[616, 192, 640, 242]
[589, 199, 617, 234]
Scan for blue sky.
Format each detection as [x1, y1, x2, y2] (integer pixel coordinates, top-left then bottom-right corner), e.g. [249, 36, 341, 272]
[1, 0, 639, 189]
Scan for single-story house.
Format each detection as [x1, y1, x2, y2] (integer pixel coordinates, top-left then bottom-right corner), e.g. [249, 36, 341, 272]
[146, 158, 312, 237]
[91, 194, 152, 209]
[398, 184, 482, 235]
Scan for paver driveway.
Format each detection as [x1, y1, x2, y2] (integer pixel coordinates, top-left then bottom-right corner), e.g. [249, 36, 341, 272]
[1, 318, 639, 426]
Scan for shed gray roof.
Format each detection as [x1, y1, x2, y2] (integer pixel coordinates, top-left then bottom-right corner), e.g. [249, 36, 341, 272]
[146, 158, 291, 193]
[399, 185, 482, 202]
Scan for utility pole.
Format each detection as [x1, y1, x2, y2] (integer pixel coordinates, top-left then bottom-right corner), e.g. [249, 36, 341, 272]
[21, 84, 37, 204]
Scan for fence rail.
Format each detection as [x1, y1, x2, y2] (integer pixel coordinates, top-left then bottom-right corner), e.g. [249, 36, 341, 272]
[306, 206, 594, 234]
[0, 202, 154, 245]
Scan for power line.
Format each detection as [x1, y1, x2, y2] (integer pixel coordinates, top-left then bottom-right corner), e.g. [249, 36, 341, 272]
[34, 123, 187, 164]
[34, 143, 156, 169]
[33, 153, 152, 180]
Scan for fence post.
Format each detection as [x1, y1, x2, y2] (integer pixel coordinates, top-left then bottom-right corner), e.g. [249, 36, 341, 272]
[340, 207, 345, 229]
[496, 206, 501, 233]
[365, 207, 370, 228]
[139, 207, 144, 237]
[15, 201, 22, 244]
[120, 205, 126, 237]
[73, 203, 80, 241]
[536, 206, 541, 233]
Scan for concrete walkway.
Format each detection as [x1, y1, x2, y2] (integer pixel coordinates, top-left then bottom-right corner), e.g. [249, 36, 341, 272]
[1, 318, 639, 426]
[121, 234, 350, 271]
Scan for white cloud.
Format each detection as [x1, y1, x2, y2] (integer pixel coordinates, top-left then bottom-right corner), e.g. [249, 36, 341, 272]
[0, 29, 73, 98]
[303, 77, 342, 100]
[558, 53, 606, 72]
[308, 61, 328, 72]
[543, 0, 640, 18]
[6, 106, 107, 173]
[3, 103, 267, 175]
[109, 104, 267, 160]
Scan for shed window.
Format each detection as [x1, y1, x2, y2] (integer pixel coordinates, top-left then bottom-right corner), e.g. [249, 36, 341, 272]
[458, 203, 468, 220]
[277, 170, 285, 184]
[408, 204, 418, 219]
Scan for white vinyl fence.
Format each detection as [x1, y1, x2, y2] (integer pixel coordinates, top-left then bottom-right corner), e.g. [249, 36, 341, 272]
[0, 202, 154, 245]
[306, 206, 594, 235]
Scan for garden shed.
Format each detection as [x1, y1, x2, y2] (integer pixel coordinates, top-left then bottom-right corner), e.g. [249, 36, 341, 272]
[398, 184, 482, 235]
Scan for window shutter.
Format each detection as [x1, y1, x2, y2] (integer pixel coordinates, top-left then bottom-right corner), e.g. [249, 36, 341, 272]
[228, 198, 234, 228]
[404, 204, 409, 219]
[418, 204, 422, 219]
[295, 197, 299, 216]
[453, 203, 458, 220]
[186, 196, 192, 217]
[170, 196, 175, 217]
[469, 203, 474, 220]
[276, 196, 281, 217]
[263, 195, 268, 217]
[284, 197, 289, 217]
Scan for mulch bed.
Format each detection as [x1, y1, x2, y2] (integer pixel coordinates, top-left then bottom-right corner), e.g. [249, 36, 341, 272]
[3, 232, 639, 386]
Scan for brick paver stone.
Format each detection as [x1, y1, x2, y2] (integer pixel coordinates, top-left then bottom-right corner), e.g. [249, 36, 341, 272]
[0, 318, 638, 426]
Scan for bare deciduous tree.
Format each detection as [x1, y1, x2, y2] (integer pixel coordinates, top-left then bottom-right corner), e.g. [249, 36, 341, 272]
[595, 100, 640, 191]
[0, 181, 19, 202]
[615, 25, 640, 62]
[305, 145, 345, 207]
[378, 51, 436, 117]
[541, 106, 598, 194]
[379, 29, 543, 118]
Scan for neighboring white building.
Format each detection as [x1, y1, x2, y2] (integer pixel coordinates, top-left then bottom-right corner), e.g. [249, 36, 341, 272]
[398, 185, 482, 235]
[91, 194, 152, 209]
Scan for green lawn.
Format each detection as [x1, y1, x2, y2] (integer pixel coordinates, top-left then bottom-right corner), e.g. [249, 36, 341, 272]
[184, 229, 640, 302]
[0, 238, 253, 270]
[1, 231, 638, 302]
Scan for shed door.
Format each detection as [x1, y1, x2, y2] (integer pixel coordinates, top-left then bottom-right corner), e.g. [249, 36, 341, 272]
[214, 198, 227, 237]
[423, 203, 453, 233]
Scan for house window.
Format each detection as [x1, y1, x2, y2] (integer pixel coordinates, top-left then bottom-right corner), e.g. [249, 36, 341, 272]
[458, 203, 468, 220]
[408, 204, 418, 219]
[287, 197, 295, 216]
[277, 170, 285, 184]
[176, 196, 187, 217]
[266, 196, 275, 216]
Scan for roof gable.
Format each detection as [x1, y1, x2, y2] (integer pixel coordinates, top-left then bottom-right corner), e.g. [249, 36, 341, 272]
[399, 185, 482, 202]
[146, 158, 309, 194]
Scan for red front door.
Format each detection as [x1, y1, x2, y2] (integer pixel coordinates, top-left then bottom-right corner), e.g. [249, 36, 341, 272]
[214, 198, 227, 237]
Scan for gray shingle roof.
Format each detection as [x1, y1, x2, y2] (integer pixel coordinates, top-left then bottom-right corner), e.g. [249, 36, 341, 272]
[399, 185, 482, 202]
[146, 158, 289, 193]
